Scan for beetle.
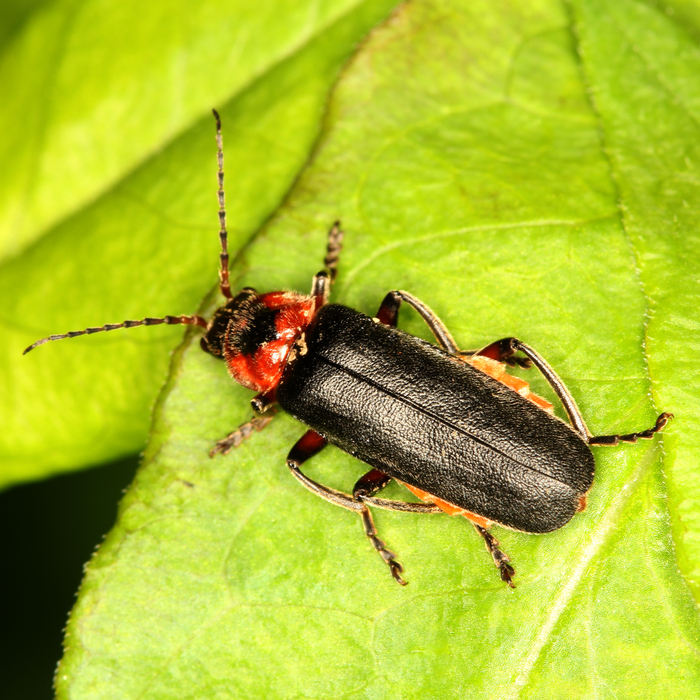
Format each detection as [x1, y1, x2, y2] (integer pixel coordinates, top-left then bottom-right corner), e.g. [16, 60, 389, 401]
[25, 110, 672, 588]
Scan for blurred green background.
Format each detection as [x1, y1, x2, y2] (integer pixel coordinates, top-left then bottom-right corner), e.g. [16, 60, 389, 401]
[0, 6, 136, 699]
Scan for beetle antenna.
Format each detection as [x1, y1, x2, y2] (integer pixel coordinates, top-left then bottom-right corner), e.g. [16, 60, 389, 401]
[212, 109, 232, 300]
[324, 220, 344, 282]
[23, 314, 208, 355]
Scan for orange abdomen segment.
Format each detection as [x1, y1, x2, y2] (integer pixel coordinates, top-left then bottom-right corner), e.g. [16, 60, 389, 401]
[403, 483, 493, 528]
[465, 355, 554, 414]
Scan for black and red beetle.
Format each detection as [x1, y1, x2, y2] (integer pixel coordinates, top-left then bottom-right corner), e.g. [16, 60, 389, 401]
[25, 111, 672, 587]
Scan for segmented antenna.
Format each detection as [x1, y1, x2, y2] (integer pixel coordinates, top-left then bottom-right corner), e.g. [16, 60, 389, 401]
[324, 221, 344, 282]
[23, 314, 208, 355]
[212, 109, 232, 300]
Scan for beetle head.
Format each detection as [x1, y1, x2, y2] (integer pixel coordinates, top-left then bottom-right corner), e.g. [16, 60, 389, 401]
[201, 287, 317, 392]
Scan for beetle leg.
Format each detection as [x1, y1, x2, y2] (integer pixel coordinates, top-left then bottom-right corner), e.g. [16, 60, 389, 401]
[472, 523, 515, 589]
[588, 412, 673, 445]
[376, 290, 460, 353]
[353, 468, 392, 497]
[210, 414, 275, 457]
[351, 469, 408, 584]
[459, 338, 533, 369]
[310, 221, 344, 304]
[481, 339, 674, 445]
[376, 293, 527, 368]
[351, 472, 442, 514]
[479, 338, 591, 440]
[288, 454, 439, 515]
[286, 434, 409, 585]
[311, 270, 332, 305]
[357, 505, 407, 585]
[360, 497, 442, 514]
[250, 390, 276, 414]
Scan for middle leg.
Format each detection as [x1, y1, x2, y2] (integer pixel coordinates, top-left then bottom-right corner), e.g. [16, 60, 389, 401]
[286, 431, 411, 584]
[376, 289, 460, 353]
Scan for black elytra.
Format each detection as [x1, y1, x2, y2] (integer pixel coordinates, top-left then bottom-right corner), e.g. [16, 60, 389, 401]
[277, 304, 594, 535]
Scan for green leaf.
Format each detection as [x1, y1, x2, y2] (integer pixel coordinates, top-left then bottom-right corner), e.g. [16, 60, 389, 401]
[0, 0, 398, 488]
[572, 0, 700, 618]
[58, 0, 700, 697]
[0, 0, 47, 50]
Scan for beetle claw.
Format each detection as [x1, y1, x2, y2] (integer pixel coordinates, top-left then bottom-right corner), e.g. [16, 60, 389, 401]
[499, 562, 516, 589]
[473, 523, 516, 588]
[374, 539, 408, 585]
[493, 550, 516, 588]
[385, 557, 407, 586]
[370, 536, 407, 585]
[390, 563, 408, 586]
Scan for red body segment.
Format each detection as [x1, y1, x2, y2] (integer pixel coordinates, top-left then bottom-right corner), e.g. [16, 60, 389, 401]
[224, 292, 317, 393]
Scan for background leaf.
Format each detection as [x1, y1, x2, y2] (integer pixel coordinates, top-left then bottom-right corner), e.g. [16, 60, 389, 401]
[55, 0, 700, 698]
[0, 0, 398, 488]
[572, 0, 700, 614]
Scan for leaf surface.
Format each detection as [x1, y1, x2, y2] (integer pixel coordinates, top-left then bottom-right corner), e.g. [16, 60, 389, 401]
[58, 0, 700, 697]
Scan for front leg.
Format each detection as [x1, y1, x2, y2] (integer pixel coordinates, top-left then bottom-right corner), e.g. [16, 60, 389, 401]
[310, 221, 344, 305]
[210, 414, 275, 457]
[210, 392, 277, 457]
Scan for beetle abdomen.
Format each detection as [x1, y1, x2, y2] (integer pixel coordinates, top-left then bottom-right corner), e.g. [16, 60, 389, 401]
[277, 304, 595, 534]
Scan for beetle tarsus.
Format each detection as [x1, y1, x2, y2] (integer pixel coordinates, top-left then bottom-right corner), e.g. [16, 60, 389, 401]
[209, 415, 274, 457]
[473, 523, 516, 588]
[360, 508, 407, 586]
[499, 561, 516, 589]
[588, 412, 673, 446]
